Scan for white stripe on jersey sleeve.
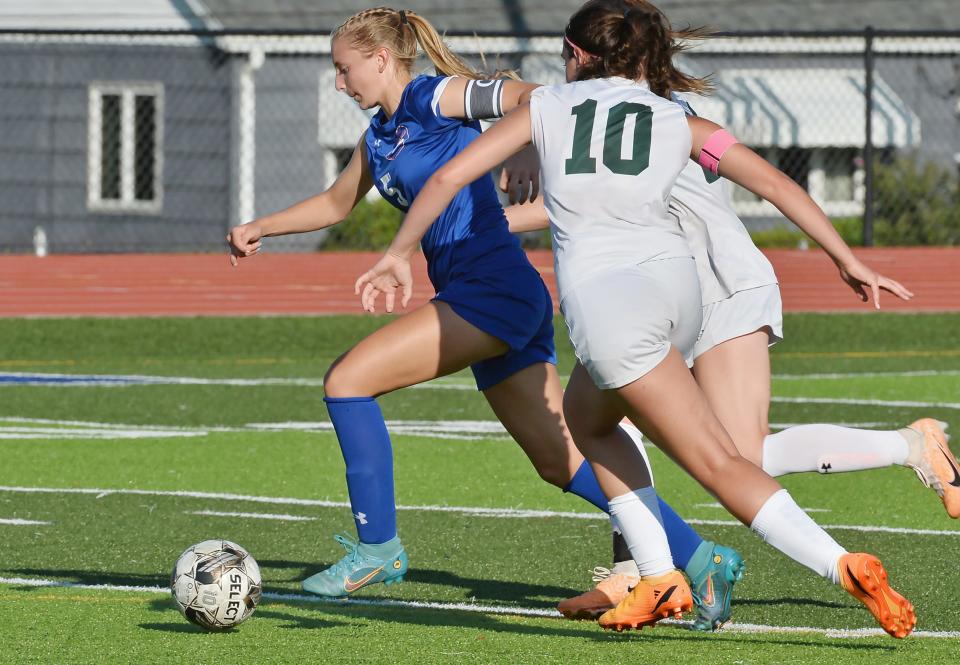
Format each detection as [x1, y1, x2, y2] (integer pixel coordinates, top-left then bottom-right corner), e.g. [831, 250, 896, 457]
[431, 76, 454, 117]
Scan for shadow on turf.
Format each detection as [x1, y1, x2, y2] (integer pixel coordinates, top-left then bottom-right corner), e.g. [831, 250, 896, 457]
[141, 598, 348, 632]
[4, 567, 896, 650]
[287, 560, 580, 609]
[734, 598, 851, 611]
[6, 563, 580, 610]
[255, 599, 898, 651]
[6, 568, 167, 589]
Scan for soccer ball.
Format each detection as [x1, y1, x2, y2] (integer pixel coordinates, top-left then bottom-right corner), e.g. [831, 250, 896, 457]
[170, 539, 262, 631]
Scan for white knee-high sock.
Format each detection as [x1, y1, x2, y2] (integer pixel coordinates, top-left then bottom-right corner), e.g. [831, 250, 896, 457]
[750, 489, 846, 583]
[761, 424, 910, 476]
[608, 487, 674, 577]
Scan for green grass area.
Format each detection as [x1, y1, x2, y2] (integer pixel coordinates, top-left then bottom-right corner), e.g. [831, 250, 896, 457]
[2, 314, 960, 663]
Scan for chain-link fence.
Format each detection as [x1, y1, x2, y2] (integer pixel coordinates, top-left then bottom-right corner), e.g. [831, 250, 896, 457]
[1, 29, 958, 253]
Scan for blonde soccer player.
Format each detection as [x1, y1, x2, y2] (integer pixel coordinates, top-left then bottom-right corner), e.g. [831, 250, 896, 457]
[228, 7, 740, 618]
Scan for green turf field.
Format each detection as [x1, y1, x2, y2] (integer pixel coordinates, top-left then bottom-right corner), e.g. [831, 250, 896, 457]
[1, 314, 959, 664]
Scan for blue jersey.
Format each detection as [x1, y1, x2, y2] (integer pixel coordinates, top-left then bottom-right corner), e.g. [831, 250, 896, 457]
[365, 75, 529, 291]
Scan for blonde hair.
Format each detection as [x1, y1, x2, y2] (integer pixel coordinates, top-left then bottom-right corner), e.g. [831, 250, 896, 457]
[333, 7, 516, 80]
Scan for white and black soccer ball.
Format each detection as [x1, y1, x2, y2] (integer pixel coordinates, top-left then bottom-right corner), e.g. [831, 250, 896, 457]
[170, 539, 262, 631]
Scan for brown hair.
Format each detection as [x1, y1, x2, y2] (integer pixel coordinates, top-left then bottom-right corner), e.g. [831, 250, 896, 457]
[565, 0, 712, 97]
[333, 7, 515, 80]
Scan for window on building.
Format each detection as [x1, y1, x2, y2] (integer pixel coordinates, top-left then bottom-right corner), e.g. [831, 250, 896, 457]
[88, 83, 163, 213]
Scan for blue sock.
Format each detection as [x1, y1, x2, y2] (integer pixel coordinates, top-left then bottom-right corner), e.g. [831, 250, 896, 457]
[324, 396, 397, 544]
[563, 460, 610, 512]
[658, 498, 703, 570]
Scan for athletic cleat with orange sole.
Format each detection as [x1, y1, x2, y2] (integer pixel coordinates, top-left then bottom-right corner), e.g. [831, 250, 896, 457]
[906, 419, 960, 518]
[838, 553, 915, 639]
[558, 567, 637, 620]
[597, 570, 693, 632]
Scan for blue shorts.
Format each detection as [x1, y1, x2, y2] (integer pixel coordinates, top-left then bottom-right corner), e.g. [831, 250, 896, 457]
[433, 266, 556, 391]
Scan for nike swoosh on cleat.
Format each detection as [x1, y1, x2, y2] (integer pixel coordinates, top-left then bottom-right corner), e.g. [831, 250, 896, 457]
[651, 585, 677, 614]
[846, 565, 870, 597]
[939, 449, 960, 487]
[702, 577, 715, 607]
[344, 566, 384, 592]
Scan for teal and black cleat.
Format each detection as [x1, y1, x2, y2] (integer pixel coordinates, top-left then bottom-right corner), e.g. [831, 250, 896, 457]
[686, 542, 745, 632]
[301, 533, 408, 597]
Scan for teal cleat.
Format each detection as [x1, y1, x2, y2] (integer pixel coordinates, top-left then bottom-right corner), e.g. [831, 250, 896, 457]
[301, 533, 408, 597]
[686, 541, 745, 631]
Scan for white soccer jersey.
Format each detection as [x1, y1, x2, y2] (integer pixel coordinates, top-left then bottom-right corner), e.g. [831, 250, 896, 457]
[528, 77, 692, 300]
[670, 94, 779, 305]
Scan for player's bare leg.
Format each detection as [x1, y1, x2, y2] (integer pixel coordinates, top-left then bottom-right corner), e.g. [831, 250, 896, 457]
[567, 352, 914, 637]
[306, 301, 510, 597]
[694, 329, 959, 517]
[482, 362, 585, 488]
[488, 363, 742, 626]
[562, 362, 690, 629]
[691, 329, 771, 467]
[323, 301, 508, 399]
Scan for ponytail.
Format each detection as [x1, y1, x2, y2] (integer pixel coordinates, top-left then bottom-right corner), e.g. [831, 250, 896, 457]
[566, 0, 712, 97]
[333, 7, 517, 81]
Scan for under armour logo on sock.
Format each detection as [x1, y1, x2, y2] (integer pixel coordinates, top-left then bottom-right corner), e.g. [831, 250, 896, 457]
[820, 462, 832, 473]
[354, 512, 368, 525]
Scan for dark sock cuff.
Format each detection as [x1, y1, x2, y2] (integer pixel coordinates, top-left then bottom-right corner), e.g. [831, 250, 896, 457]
[612, 530, 632, 564]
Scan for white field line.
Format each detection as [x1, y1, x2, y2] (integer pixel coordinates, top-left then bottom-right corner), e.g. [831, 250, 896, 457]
[186, 510, 316, 522]
[771, 396, 960, 410]
[768, 422, 896, 430]
[1, 417, 242, 432]
[1, 576, 957, 640]
[0, 417, 910, 444]
[8, 372, 960, 409]
[8, 368, 960, 389]
[695, 502, 830, 513]
[0, 518, 51, 526]
[0, 426, 207, 440]
[0, 372, 474, 391]
[0, 372, 327, 387]
[0, 418, 513, 442]
[773, 369, 960, 380]
[3, 485, 960, 538]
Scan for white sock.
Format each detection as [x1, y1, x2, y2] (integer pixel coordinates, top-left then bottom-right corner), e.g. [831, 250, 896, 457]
[761, 424, 910, 476]
[750, 489, 846, 583]
[608, 487, 674, 577]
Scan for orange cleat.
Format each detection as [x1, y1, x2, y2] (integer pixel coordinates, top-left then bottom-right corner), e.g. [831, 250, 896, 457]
[597, 569, 692, 632]
[906, 419, 960, 518]
[838, 553, 915, 639]
[558, 567, 637, 620]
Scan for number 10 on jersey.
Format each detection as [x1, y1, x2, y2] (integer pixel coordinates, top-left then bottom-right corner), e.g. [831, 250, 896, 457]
[565, 99, 653, 176]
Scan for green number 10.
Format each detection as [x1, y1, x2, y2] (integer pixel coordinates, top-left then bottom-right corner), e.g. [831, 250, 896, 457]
[564, 98, 653, 176]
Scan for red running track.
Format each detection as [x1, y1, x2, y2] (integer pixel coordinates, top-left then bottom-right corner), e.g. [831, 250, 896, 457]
[1, 248, 958, 317]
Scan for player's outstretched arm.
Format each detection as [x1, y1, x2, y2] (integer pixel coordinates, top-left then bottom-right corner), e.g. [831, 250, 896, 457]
[355, 105, 534, 313]
[227, 133, 373, 266]
[688, 116, 914, 308]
